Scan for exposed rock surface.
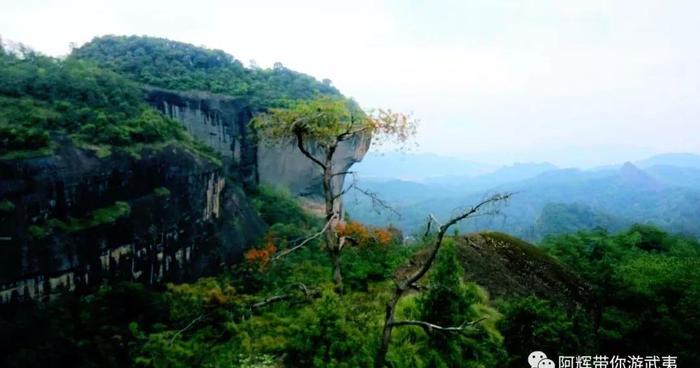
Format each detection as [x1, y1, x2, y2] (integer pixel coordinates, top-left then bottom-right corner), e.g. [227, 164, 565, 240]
[0, 139, 264, 303]
[455, 232, 592, 307]
[146, 87, 371, 201]
[0, 88, 369, 303]
[398, 232, 593, 309]
[145, 87, 258, 183]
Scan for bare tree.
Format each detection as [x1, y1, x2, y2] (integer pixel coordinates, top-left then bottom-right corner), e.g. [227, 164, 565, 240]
[374, 193, 512, 368]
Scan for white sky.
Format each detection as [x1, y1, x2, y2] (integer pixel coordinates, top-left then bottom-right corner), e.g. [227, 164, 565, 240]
[2, 0, 699, 167]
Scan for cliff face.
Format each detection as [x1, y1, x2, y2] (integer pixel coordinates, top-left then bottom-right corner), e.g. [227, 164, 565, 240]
[0, 88, 369, 303]
[146, 87, 371, 202]
[0, 140, 264, 303]
[145, 88, 258, 183]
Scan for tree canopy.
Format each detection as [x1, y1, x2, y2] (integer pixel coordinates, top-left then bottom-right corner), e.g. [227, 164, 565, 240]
[71, 35, 342, 108]
[0, 43, 204, 158]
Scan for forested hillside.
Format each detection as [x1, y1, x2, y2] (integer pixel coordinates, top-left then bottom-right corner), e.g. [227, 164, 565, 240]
[0, 44, 205, 158]
[3, 187, 698, 367]
[71, 35, 341, 108]
[1, 35, 699, 368]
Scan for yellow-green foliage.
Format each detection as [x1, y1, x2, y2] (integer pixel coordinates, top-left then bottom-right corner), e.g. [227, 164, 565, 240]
[252, 96, 360, 147]
[386, 240, 506, 368]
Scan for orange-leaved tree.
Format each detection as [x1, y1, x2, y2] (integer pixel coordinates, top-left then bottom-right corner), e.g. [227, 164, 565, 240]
[244, 241, 277, 270]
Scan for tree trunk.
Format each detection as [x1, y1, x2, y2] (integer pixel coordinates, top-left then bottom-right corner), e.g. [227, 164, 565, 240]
[322, 152, 343, 292]
[292, 134, 345, 291]
[375, 292, 401, 368]
[331, 248, 343, 293]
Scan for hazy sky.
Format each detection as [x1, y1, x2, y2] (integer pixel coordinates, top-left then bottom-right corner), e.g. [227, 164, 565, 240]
[2, 0, 699, 167]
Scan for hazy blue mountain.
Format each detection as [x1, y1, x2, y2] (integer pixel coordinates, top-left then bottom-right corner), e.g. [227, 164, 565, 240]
[352, 152, 494, 180]
[481, 162, 557, 181]
[346, 159, 700, 241]
[636, 153, 700, 169]
[533, 203, 630, 237]
[425, 162, 558, 188]
[346, 179, 443, 204]
[645, 165, 700, 190]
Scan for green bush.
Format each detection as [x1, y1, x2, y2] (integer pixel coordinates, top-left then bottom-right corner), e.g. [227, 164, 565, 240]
[251, 185, 314, 228]
[497, 297, 595, 368]
[285, 290, 374, 367]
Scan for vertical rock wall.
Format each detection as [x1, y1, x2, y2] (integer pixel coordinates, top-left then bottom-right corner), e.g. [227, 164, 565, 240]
[0, 86, 369, 303]
[145, 87, 371, 201]
[0, 141, 264, 303]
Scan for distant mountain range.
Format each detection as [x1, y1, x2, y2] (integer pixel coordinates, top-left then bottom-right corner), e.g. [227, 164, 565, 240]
[636, 153, 700, 169]
[346, 153, 700, 241]
[352, 152, 496, 180]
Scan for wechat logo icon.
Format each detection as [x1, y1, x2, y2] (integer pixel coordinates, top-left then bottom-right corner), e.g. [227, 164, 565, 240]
[529, 351, 555, 368]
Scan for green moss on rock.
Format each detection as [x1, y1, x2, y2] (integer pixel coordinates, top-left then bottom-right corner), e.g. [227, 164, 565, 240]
[0, 199, 15, 213]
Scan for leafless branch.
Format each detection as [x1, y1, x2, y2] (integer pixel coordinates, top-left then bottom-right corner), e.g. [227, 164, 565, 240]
[428, 214, 443, 227]
[294, 129, 326, 170]
[332, 184, 356, 201]
[249, 284, 321, 310]
[169, 313, 207, 345]
[401, 193, 511, 289]
[390, 317, 488, 334]
[374, 192, 513, 368]
[347, 183, 401, 217]
[251, 295, 290, 309]
[295, 283, 312, 296]
[331, 171, 356, 177]
[271, 215, 336, 262]
[422, 216, 433, 238]
[338, 236, 359, 251]
[336, 116, 371, 142]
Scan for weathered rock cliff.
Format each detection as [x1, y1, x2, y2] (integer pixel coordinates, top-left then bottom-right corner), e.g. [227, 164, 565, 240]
[145, 87, 371, 202]
[0, 139, 264, 303]
[0, 88, 369, 303]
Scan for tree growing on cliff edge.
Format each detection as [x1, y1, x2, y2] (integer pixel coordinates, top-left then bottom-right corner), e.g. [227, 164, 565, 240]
[252, 96, 416, 292]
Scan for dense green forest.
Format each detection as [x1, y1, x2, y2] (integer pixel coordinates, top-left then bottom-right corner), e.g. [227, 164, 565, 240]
[1, 36, 342, 158]
[1, 185, 698, 367]
[71, 35, 341, 108]
[0, 43, 213, 160]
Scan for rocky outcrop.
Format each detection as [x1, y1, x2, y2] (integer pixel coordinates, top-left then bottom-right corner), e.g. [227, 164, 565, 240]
[145, 87, 258, 183]
[145, 87, 371, 201]
[397, 232, 593, 309]
[0, 139, 264, 303]
[0, 87, 369, 303]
